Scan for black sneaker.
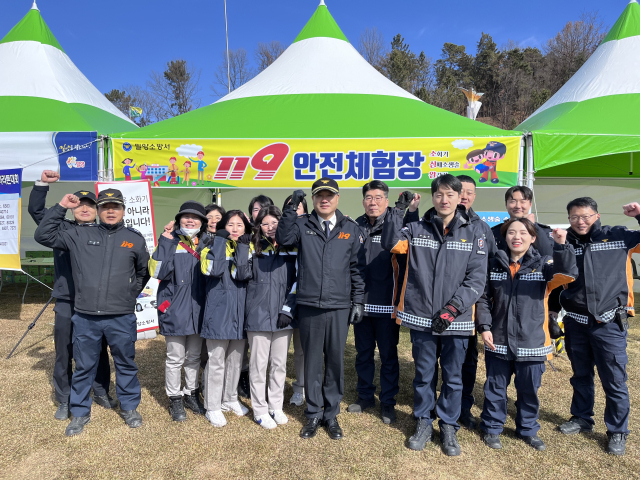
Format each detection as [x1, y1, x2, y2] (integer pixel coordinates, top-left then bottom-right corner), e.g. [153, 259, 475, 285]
[93, 393, 118, 410]
[483, 433, 502, 450]
[184, 389, 206, 415]
[347, 397, 375, 413]
[519, 434, 546, 451]
[65, 416, 90, 436]
[120, 409, 143, 428]
[440, 424, 461, 456]
[459, 409, 477, 430]
[381, 404, 396, 424]
[237, 370, 250, 399]
[408, 418, 434, 451]
[55, 402, 70, 421]
[169, 396, 187, 422]
[607, 433, 628, 456]
[559, 416, 593, 435]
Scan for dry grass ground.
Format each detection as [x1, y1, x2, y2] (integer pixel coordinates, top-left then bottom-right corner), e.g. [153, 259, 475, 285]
[0, 289, 639, 480]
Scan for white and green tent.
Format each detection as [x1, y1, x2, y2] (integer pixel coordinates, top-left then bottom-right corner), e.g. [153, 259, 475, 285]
[519, 0, 640, 179]
[0, 1, 136, 180]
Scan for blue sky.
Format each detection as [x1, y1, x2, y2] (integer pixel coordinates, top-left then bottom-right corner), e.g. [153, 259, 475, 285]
[0, 0, 625, 105]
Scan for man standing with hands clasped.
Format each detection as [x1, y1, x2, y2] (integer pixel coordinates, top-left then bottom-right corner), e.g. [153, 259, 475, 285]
[35, 189, 150, 436]
[276, 178, 366, 440]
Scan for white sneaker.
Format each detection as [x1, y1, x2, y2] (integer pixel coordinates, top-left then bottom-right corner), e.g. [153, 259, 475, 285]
[255, 414, 277, 429]
[221, 401, 249, 416]
[270, 409, 289, 425]
[205, 410, 227, 427]
[289, 392, 304, 406]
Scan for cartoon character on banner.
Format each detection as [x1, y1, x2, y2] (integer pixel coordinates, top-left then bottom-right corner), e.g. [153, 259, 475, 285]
[475, 141, 507, 184]
[122, 158, 136, 181]
[190, 151, 207, 185]
[463, 149, 484, 170]
[137, 164, 149, 181]
[168, 157, 179, 184]
[182, 160, 192, 185]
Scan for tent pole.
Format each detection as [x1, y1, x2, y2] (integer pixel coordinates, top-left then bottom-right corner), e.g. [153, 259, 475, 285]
[216, 188, 222, 207]
[526, 133, 534, 189]
[224, 0, 231, 94]
[106, 137, 114, 181]
[98, 135, 105, 181]
[517, 135, 525, 186]
[630, 152, 634, 176]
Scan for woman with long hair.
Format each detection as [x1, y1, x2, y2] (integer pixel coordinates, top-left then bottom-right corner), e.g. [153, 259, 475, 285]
[200, 210, 253, 427]
[148, 201, 208, 422]
[245, 206, 298, 428]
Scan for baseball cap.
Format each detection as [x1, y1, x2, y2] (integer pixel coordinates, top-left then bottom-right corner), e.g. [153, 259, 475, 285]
[73, 190, 97, 204]
[311, 177, 339, 195]
[96, 188, 125, 206]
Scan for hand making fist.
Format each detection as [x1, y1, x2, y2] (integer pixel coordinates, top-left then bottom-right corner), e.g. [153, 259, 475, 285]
[526, 213, 536, 223]
[59, 194, 80, 209]
[622, 202, 640, 218]
[40, 170, 60, 183]
[408, 193, 421, 213]
[552, 227, 567, 244]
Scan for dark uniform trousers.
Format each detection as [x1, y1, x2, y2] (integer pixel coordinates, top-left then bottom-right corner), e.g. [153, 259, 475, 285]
[411, 329, 469, 430]
[564, 318, 630, 434]
[480, 355, 545, 436]
[53, 299, 110, 403]
[298, 305, 349, 421]
[70, 313, 141, 417]
[354, 315, 400, 406]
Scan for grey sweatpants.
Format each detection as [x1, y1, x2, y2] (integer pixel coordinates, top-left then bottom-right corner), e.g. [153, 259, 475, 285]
[203, 339, 245, 412]
[248, 330, 292, 416]
[165, 334, 203, 397]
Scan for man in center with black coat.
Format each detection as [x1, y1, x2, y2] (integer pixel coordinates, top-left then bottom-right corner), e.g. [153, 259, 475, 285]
[276, 177, 366, 440]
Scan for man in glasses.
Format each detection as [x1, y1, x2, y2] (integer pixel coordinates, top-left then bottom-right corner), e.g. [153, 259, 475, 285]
[558, 197, 640, 456]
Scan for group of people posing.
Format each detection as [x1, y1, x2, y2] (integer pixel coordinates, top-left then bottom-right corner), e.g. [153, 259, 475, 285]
[30, 169, 638, 458]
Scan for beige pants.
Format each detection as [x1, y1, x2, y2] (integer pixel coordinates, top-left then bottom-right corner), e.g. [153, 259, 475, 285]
[203, 338, 246, 412]
[292, 328, 305, 394]
[165, 334, 203, 397]
[248, 330, 292, 416]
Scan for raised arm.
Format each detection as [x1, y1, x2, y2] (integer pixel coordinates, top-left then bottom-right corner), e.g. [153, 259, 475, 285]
[133, 238, 151, 297]
[201, 233, 231, 278]
[545, 229, 578, 289]
[148, 232, 179, 281]
[275, 190, 304, 247]
[232, 240, 253, 282]
[28, 170, 60, 225]
[34, 200, 74, 250]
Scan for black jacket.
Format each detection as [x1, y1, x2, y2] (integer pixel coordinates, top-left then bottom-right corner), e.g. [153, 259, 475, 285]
[560, 218, 640, 325]
[477, 244, 577, 362]
[28, 184, 81, 300]
[275, 207, 366, 309]
[381, 205, 488, 336]
[34, 204, 150, 316]
[355, 208, 401, 318]
[492, 221, 554, 257]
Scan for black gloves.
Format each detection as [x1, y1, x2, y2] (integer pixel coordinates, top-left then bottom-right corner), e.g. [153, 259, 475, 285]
[291, 190, 306, 211]
[548, 312, 564, 339]
[277, 313, 292, 329]
[237, 234, 252, 245]
[215, 229, 230, 238]
[431, 303, 460, 334]
[395, 190, 414, 210]
[348, 303, 364, 325]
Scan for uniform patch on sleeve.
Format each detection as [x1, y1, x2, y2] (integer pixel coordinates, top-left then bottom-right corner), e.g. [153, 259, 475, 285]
[478, 238, 484, 249]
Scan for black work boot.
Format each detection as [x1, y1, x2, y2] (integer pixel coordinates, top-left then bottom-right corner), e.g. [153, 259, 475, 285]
[168, 396, 187, 422]
[519, 434, 546, 451]
[408, 418, 434, 451]
[381, 404, 396, 424]
[483, 433, 502, 450]
[559, 416, 593, 435]
[607, 433, 628, 456]
[55, 402, 70, 421]
[120, 409, 143, 428]
[184, 389, 206, 415]
[347, 397, 375, 413]
[65, 416, 90, 436]
[459, 408, 477, 430]
[93, 393, 118, 409]
[440, 424, 461, 456]
[237, 370, 250, 399]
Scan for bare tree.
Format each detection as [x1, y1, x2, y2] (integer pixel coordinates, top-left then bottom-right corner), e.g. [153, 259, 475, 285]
[358, 27, 386, 67]
[147, 59, 201, 118]
[211, 48, 254, 98]
[104, 86, 163, 127]
[255, 41, 285, 73]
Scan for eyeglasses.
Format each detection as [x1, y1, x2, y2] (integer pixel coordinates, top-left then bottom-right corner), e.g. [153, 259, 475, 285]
[364, 195, 386, 203]
[568, 214, 597, 223]
[260, 221, 279, 228]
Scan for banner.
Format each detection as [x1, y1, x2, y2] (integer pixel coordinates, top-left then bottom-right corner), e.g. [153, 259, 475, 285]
[95, 180, 158, 332]
[0, 168, 22, 271]
[53, 131, 99, 181]
[111, 136, 521, 188]
[475, 211, 510, 228]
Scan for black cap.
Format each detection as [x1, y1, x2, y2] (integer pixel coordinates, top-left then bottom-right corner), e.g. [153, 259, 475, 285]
[175, 201, 207, 222]
[73, 190, 97, 204]
[96, 188, 125, 206]
[311, 177, 339, 195]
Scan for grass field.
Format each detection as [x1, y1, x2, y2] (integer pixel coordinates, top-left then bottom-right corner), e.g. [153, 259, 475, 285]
[0, 289, 639, 479]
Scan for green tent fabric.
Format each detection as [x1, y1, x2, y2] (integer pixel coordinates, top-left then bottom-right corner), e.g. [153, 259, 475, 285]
[518, 0, 640, 176]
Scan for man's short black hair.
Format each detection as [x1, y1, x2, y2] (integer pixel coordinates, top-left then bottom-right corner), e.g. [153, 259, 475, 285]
[504, 186, 533, 203]
[431, 174, 462, 195]
[248, 195, 274, 215]
[566, 197, 598, 214]
[456, 175, 476, 187]
[362, 180, 389, 198]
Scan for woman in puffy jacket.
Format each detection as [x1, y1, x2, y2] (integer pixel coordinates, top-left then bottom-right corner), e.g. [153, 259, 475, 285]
[476, 217, 577, 451]
[245, 206, 298, 429]
[148, 201, 208, 422]
[200, 209, 253, 427]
